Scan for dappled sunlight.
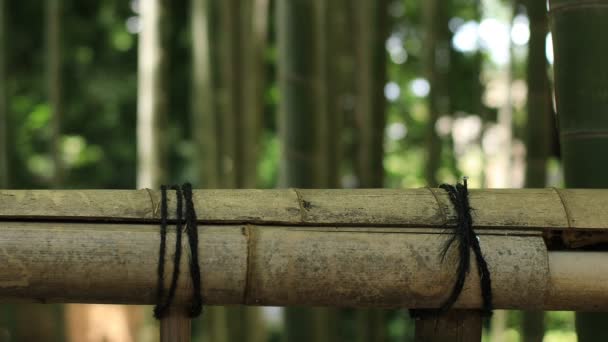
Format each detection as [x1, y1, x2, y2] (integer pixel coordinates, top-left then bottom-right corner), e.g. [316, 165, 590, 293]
[409, 78, 430, 98]
[384, 82, 401, 102]
[546, 33, 554, 64]
[65, 304, 142, 342]
[386, 34, 408, 65]
[544, 331, 577, 342]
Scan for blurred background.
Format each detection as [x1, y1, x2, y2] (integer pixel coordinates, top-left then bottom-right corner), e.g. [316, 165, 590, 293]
[0, 0, 572, 341]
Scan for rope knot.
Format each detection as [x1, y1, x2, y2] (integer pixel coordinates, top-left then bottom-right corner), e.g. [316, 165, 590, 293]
[411, 178, 493, 319]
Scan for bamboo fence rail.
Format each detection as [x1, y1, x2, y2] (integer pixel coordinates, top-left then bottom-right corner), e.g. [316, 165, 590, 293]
[0, 189, 607, 310]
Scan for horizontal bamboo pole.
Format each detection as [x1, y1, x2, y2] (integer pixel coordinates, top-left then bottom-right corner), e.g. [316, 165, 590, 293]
[0, 221, 606, 310]
[2, 188, 608, 232]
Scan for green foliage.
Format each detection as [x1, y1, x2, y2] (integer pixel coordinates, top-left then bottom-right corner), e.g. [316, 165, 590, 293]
[258, 132, 279, 188]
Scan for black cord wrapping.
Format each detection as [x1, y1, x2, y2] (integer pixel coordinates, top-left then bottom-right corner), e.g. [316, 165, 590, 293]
[182, 183, 203, 317]
[154, 183, 203, 319]
[410, 178, 493, 318]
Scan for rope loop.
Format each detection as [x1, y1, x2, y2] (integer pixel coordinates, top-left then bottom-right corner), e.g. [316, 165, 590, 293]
[154, 183, 203, 319]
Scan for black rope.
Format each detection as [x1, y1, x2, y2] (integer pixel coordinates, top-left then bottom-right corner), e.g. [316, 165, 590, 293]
[182, 183, 203, 317]
[154, 183, 203, 319]
[154, 185, 184, 319]
[167, 185, 185, 308]
[410, 178, 493, 318]
[153, 185, 170, 319]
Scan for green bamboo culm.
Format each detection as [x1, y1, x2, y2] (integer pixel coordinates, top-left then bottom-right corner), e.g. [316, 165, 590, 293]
[549, 0, 608, 341]
[355, 0, 389, 189]
[422, 0, 448, 187]
[524, 0, 551, 190]
[277, 0, 318, 189]
[0, 0, 6, 189]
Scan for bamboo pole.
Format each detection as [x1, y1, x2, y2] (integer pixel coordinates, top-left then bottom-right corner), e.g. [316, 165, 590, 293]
[4, 189, 608, 314]
[3, 188, 608, 235]
[160, 307, 191, 341]
[414, 310, 482, 342]
[0, 220, 605, 310]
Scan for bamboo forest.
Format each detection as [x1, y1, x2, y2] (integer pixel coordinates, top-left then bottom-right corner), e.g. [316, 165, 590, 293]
[1, 0, 608, 341]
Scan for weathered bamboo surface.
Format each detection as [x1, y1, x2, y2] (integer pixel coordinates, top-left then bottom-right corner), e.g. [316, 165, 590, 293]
[0, 220, 605, 310]
[2, 188, 608, 231]
[2, 189, 608, 309]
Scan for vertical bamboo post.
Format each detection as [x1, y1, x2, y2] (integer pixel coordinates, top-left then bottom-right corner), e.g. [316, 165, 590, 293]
[160, 307, 191, 342]
[415, 310, 482, 342]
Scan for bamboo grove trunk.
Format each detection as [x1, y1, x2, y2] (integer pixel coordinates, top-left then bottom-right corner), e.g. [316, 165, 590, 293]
[192, 0, 219, 189]
[355, 0, 388, 189]
[423, 0, 448, 187]
[48, 0, 62, 188]
[0, 0, 6, 189]
[216, 0, 267, 189]
[320, 0, 347, 189]
[218, 0, 241, 189]
[521, 0, 551, 340]
[314, 0, 329, 189]
[549, 0, 608, 341]
[241, 0, 268, 190]
[524, 0, 551, 189]
[137, 0, 169, 189]
[277, 0, 318, 189]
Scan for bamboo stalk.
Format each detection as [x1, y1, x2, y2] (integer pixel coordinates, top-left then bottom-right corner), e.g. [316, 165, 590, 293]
[3, 188, 608, 234]
[414, 310, 482, 342]
[160, 307, 191, 342]
[47, 0, 62, 188]
[0, 0, 6, 189]
[0, 220, 604, 310]
[354, 0, 388, 189]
